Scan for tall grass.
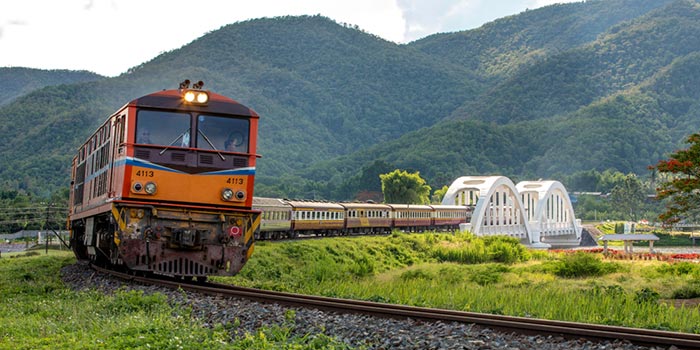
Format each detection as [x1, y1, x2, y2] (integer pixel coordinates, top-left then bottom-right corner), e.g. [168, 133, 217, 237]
[0, 252, 351, 349]
[219, 232, 700, 333]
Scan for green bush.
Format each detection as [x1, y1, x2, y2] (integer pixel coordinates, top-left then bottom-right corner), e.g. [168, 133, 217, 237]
[467, 264, 510, 286]
[634, 287, 660, 305]
[656, 262, 700, 276]
[671, 283, 700, 299]
[484, 236, 530, 264]
[554, 252, 621, 278]
[432, 240, 487, 264]
[430, 235, 530, 265]
[350, 255, 376, 277]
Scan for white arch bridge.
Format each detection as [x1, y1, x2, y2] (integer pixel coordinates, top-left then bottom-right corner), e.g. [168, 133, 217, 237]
[441, 176, 582, 248]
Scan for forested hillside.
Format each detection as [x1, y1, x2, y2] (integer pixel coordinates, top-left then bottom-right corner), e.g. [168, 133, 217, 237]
[410, 0, 673, 81]
[1, 0, 699, 201]
[276, 0, 700, 199]
[0, 68, 103, 106]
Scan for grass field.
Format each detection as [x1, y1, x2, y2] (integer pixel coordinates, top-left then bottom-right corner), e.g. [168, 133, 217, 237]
[2, 232, 699, 350]
[0, 251, 350, 350]
[216, 232, 700, 333]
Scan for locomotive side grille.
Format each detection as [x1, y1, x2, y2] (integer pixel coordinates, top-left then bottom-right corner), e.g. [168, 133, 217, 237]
[135, 149, 150, 159]
[233, 157, 248, 167]
[171, 153, 186, 162]
[199, 154, 214, 165]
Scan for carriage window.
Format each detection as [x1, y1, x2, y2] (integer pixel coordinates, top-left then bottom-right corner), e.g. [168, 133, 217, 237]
[136, 110, 191, 147]
[196, 114, 250, 153]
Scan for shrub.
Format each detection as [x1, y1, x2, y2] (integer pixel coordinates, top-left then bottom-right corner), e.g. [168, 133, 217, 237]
[634, 287, 660, 305]
[349, 255, 376, 277]
[432, 239, 487, 264]
[657, 262, 700, 276]
[554, 252, 621, 278]
[671, 283, 700, 299]
[467, 264, 510, 286]
[484, 237, 529, 264]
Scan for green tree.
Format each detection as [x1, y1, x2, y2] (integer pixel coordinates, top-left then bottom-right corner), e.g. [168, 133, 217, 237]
[431, 185, 449, 204]
[609, 174, 646, 221]
[380, 169, 431, 204]
[650, 133, 700, 225]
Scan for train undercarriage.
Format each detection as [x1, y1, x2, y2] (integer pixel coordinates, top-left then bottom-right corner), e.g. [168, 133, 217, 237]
[70, 203, 259, 278]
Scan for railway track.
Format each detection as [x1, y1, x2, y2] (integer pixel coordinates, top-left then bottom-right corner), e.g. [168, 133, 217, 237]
[90, 264, 700, 349]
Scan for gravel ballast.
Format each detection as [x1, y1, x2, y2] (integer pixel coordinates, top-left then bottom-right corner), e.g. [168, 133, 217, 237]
[61, 263, 678, 350]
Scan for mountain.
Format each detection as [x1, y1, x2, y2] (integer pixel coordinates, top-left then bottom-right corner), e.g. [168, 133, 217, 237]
[129, 15, 481, 173]
[324, 0, 700, 196]
[0, 0, 698, 200]
[0, 67, 103, 106]
[410, 0, 674, 81]
[447, 0, 700, 123]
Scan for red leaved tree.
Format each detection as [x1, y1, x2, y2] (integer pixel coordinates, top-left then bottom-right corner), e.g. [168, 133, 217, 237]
[650, 133, 700, 225]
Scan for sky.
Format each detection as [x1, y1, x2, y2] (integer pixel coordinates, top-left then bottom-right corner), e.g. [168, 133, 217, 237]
[1, 0, 579, 77]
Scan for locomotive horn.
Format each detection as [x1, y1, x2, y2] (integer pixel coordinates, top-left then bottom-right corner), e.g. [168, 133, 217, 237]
[193, 80, 204, 89]
[179, 79, 191, 89]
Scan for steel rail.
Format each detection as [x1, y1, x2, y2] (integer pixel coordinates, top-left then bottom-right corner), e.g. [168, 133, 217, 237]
[90, 265, 700, 349]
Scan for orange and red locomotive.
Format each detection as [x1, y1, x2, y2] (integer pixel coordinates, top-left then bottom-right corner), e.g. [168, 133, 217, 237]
[68, 80, 260, 278]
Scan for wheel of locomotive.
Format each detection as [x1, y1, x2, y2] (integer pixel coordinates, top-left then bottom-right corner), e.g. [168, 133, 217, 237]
[70, 223, 89, 260]
[93, 215, 116, 267]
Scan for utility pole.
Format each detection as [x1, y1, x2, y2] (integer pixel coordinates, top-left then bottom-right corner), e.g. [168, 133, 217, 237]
[45, 204, 50, 254]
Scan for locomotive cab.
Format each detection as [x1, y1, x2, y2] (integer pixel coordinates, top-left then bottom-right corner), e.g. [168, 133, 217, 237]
[69, 81, 261, 278]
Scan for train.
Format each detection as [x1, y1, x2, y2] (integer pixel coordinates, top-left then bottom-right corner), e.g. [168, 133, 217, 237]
[68, 80, 261, 280]
[253, 197, 473, 240]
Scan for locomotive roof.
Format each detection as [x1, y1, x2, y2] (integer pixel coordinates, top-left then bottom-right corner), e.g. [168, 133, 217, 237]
[128, 89, 259, 117]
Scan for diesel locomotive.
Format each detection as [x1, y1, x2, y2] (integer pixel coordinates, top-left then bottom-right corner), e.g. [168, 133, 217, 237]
[68, 80, 261, 279]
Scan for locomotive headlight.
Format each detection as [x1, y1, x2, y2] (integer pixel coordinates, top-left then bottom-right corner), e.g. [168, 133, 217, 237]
[221, 188, 234, 201]
[182, 90, 209, 105]
[144, 182, 157, 195]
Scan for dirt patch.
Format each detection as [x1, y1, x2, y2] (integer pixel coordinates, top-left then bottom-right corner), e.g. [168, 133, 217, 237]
[661, 298, 700, 308]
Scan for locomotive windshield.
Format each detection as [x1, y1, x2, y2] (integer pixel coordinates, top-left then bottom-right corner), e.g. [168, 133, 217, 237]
[136, 110, 191, 147]
[196, 114, 249, 153]
[135, 111, 249, 153]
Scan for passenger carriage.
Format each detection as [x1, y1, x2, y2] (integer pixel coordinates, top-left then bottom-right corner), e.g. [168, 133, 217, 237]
[252, 197, 293, 239]
[341, 202, 392, 234]
[388, 204, 433, 232]
[288, 200, 345, 236]
[431, 205, 473, 231]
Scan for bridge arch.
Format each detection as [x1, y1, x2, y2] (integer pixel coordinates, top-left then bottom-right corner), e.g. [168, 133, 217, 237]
[441, 176, 534, 244]
[516, 180, 581, 246]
